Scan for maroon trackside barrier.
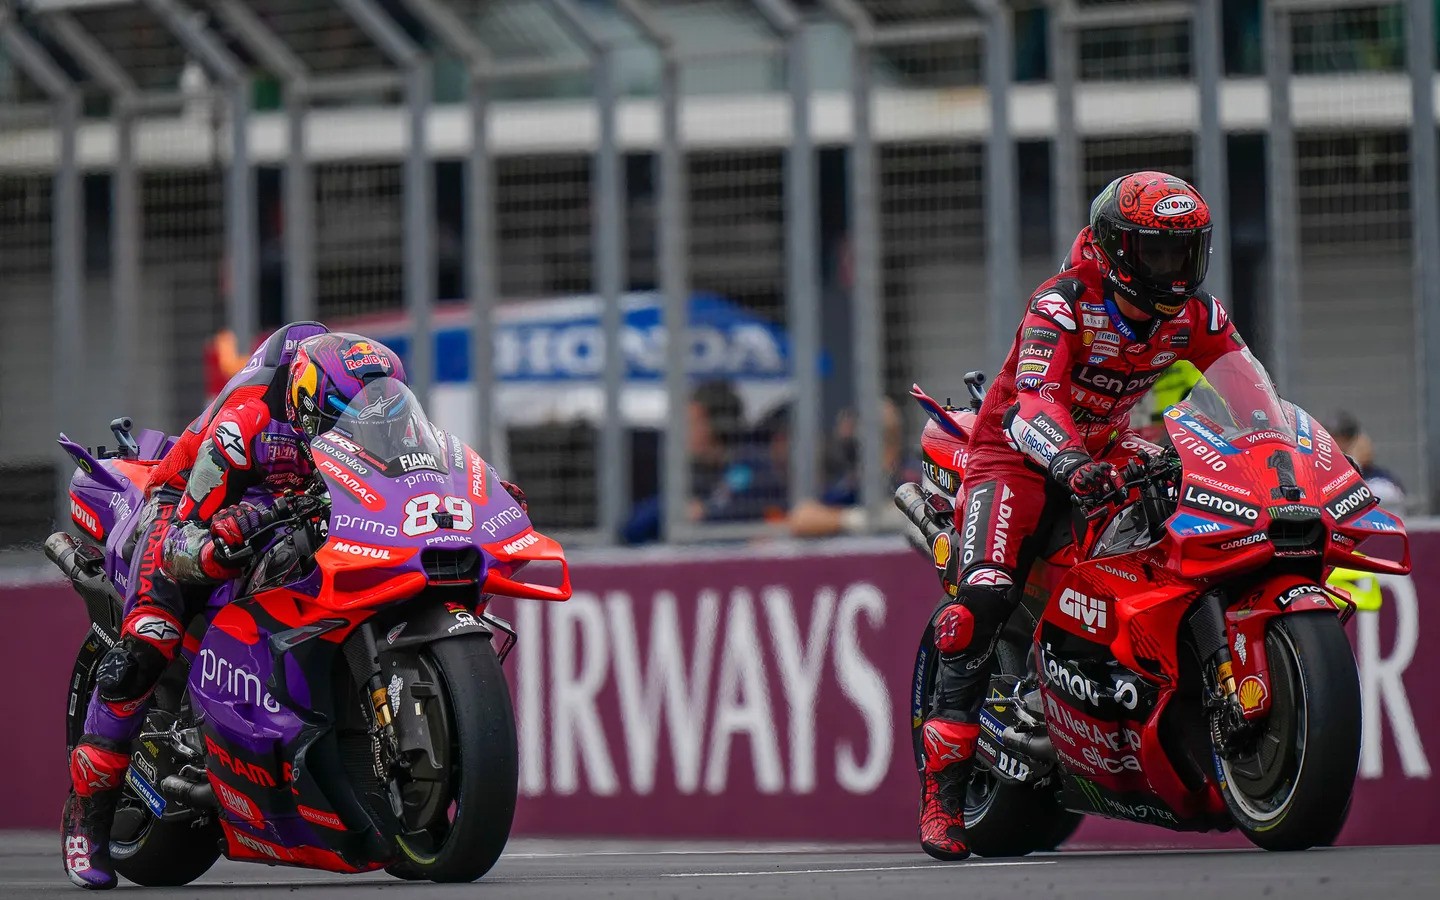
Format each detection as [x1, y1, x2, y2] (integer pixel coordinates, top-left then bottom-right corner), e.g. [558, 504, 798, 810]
[3, 536, 1436, 848]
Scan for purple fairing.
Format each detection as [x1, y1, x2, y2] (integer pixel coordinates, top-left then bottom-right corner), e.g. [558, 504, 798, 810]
[58, 428, 173, 604]
[178, 377, 535, 853]
[62, 375, 540, 860]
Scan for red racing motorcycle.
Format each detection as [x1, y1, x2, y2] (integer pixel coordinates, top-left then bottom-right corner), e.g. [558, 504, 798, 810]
[897, 349, 1409, 853]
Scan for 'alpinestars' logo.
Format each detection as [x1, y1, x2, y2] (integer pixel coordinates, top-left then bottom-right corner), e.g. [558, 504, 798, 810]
[924, 724, 971, 765]
[358, 394, 399, 420]
[74, 752, 114, 791]
[132, 615, 181, 644]
[214, 421, 248, 467]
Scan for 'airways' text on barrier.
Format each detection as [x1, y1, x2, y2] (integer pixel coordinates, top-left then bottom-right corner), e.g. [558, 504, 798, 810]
[506, 582, 893, 798]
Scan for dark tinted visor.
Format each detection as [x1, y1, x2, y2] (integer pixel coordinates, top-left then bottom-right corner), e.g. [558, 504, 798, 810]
[1124, 229, 1212, 292]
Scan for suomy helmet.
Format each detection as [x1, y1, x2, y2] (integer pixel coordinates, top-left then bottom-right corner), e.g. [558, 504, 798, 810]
[286, 333, 407, 441]
[1089, 171, 1212, 318]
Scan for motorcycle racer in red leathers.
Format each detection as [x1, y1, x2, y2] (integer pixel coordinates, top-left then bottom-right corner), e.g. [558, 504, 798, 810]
[919, 172, 1254, 860]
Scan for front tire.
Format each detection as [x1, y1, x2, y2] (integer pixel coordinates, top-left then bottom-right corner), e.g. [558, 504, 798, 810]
[386, 636, 518, 883]
[1215, 614, 1361, 851]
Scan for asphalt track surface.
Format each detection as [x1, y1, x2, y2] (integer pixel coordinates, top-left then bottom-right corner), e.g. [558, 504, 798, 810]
[3, 833, 1437, 899]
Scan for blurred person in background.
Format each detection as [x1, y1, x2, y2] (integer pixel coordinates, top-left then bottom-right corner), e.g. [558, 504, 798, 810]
[788, 398, 919, 537]
[621, 380, 746, 544]
[700, 403, 791, 524]
[1330, 411, 1408, 515]
[918, 172, 1258, 861]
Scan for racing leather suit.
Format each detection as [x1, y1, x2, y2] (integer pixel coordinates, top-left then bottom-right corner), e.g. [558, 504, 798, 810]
[69, 322, 328, 803]
[919, 229, 1248, 854]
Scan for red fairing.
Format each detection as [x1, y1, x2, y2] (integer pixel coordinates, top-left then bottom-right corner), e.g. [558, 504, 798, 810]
[1224, 574, 1346, 722]
[220, 823, 375, 873]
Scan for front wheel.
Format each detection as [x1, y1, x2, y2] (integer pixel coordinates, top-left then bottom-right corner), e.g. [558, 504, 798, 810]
[386, 635, 518, 883]
[1215, 614, 1361, 851]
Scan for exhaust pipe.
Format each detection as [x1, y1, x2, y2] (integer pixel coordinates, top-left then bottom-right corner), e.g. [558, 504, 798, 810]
[1000, 726, 1055, 763]
[46, 532, 121, 633]
[895, 482, 947, 546]
[160, 775, 215, 809]
[45, 532, 95, 582]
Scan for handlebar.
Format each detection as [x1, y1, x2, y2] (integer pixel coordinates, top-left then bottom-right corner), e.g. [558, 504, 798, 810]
[1071, 448, 1181, 515]
[213, 492, 330, 566]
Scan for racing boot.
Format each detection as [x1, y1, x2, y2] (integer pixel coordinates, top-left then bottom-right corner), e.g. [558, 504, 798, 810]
[918, 717, 979, 861]
[63, 741, 129, 889]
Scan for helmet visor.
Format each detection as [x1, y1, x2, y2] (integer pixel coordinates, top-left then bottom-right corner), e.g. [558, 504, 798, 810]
[1125, 228, 1212, 294]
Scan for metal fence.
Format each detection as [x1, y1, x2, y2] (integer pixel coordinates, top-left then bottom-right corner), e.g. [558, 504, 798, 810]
[0, 0, 1437, 561]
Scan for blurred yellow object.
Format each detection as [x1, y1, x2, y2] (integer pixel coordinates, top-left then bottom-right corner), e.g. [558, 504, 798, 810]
[1151, 360, 1203, 415]
[1327, 566, 1383, 612]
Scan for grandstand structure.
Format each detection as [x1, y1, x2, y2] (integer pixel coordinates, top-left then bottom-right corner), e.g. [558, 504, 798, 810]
[0, 0, 1436, 554]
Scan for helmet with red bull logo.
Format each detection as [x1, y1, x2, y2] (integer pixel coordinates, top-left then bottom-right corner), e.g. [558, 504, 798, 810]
[285, 332, 407, 441]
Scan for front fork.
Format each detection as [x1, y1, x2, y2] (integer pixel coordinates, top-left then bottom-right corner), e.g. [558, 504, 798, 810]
[359, 607, 519, 820]
[1188, 589, 1259, 757]
[356, 625, 408, 819]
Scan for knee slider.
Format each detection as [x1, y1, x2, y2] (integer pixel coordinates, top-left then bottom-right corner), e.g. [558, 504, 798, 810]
[96, 637, 167, 704]
[932, 604, 975, 654]
[932, 576, 1013, 657]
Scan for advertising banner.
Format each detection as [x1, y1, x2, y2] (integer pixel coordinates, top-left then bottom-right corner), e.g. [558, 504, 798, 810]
[2, 537, 1435, 848]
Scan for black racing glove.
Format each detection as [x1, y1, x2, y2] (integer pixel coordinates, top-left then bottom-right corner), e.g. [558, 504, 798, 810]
[1050, 450, 1120, 502]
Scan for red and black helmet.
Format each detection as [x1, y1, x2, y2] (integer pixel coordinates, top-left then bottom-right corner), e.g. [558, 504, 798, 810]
[1089, 171, 1212, 318]
[285, 332, 407, 441]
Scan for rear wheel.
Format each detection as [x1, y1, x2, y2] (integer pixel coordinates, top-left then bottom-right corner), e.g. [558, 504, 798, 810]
[1215, 614, 1361, 851]
[385, 636, 517, 882]
[107, 790, 221, 887]
[63, 645, 220, 888]
[911, 618, 1079, 858]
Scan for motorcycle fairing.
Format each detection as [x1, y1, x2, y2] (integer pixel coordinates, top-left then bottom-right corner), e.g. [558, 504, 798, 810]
[1037, 554, 1229, 828]
[58, 431, 170, 600]
[1221, 574, 1337, 721]
[191, 596, 391, 871]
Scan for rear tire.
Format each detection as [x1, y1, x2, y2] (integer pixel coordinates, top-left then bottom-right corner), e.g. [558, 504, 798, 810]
[1215, 614, 1361, 851]
[911, 618, 1078, 858]
[106, 794, 221, 887]
[963, 773, 1082, 857]
[386, 636, 517, 882]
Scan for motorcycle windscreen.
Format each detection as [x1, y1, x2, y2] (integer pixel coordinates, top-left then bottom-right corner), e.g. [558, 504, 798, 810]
[1170, 349, 1294, 446]
[324, 377, 449, 477]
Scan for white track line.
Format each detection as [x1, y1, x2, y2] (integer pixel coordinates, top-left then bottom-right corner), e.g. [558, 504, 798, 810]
[506, 847, 902, 859]
[661, 860, 1055, 877]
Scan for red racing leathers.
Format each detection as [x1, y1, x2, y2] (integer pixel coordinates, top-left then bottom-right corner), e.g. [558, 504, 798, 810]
[917, 229, 1248, 861]
[959, 228, 1245, 577]
[69, 323, 327, 807]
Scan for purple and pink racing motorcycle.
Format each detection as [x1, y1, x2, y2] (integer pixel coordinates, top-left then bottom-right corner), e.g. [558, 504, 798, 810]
[46, 376, 571, 885]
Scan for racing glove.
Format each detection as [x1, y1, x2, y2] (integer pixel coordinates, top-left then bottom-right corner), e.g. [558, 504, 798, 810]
[210, 501, 267, 550]
[1050, 450, 1121, 502]
[500, 480, 528, 514]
